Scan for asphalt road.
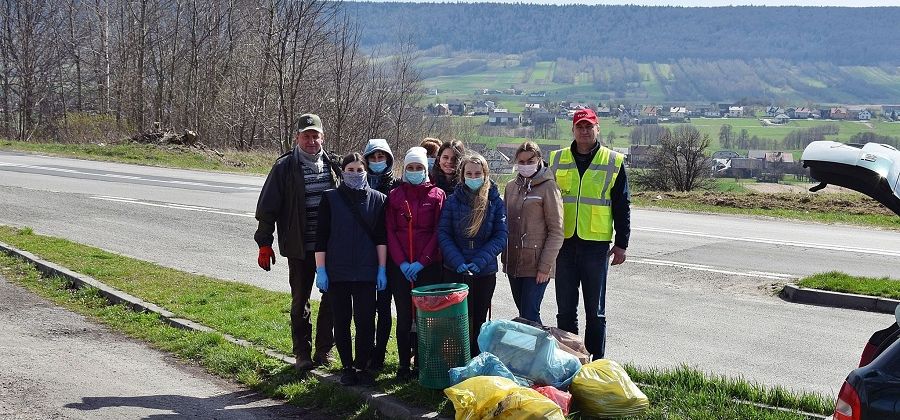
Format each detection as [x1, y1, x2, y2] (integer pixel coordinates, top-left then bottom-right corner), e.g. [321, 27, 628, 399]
[0, 274, 317, 419]
[1, 150, 898, 398]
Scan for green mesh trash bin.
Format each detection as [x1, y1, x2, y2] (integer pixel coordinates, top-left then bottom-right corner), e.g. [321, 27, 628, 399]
[412, 283, 471, 389]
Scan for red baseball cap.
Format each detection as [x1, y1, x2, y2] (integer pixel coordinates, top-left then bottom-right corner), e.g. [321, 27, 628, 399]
[572, 108, 598, 126]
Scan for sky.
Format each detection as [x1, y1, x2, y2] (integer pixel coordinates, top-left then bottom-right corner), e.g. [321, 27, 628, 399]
[372, 0, 900, 6]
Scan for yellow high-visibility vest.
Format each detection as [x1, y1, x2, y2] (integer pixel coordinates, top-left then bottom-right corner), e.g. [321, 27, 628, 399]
[549, 145, 624, 241]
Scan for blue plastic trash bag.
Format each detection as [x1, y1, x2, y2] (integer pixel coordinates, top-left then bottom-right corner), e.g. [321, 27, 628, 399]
[477, 320, 582, 389]
[449, 352, 530, 386]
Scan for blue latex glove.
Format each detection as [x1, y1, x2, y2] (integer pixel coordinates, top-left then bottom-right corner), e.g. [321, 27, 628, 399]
[466, 263, 480, 274]
[406, 262, 424, 282]
[376, 266, 387, 291]
[315, 267, 329, 292]
[400, 261, 410, 278]
[456, 263, 469, 274]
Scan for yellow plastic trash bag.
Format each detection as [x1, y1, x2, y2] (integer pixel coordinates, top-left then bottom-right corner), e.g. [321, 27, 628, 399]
[444, 376, 565, 420]
[570, 359, 649, 418]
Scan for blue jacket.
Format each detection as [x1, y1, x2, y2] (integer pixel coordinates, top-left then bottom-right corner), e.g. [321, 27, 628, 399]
[438, 182, 508, 275]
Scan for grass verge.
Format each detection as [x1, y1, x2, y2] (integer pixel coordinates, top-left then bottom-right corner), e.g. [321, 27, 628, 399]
[0, 252, 378, 419]
[0, 225, 834, 419]
[0, 139, 275, 175]
[632, 191, 900, 230]
[798, 271, 900, 300]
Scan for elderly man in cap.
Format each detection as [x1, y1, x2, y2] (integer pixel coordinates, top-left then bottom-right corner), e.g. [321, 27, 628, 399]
[254, 114, 341, 371]
[548, 108, 631, 361]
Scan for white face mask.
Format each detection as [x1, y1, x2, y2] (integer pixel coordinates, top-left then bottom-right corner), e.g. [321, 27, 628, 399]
[517, 163, 539, 178]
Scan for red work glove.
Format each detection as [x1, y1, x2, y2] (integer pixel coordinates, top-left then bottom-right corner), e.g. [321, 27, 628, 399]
[258, 246, 276, 271]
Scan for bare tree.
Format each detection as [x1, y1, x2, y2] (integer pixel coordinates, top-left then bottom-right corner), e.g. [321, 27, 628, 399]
[636, 124, 712, 191]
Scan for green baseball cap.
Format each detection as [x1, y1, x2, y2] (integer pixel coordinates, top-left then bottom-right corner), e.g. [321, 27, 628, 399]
[297, 113, 323, 133]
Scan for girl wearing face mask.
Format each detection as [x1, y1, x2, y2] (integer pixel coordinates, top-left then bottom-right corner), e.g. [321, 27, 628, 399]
[419, 137, 442, 170]
[502, 141, 564, 324]
[430, 140, 466, 195]
[361, 138, 400, 372]
[385, 146, 446, 380]
[438, 152, 508, 357]
[315, 153, 388, 387]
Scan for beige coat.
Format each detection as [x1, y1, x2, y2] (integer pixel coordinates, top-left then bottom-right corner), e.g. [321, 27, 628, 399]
[502, 165, 565, 278]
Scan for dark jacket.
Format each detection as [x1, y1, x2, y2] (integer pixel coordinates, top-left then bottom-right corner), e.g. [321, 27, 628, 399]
[430, 169, 459, 196]
[254, 148, 342, 258]
[316, 185, 387, 282]
[438, 182, 508, 275]
[386, 181, 446, 267]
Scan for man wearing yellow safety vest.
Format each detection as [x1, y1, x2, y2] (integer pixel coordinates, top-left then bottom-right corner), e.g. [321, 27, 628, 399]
[549, 108, 630, 360]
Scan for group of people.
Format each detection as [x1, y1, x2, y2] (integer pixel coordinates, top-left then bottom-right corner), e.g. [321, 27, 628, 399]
[254, 108, 631, 387]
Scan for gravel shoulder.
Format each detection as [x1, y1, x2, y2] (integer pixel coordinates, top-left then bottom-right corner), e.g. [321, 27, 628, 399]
[0, 274, 317, 420]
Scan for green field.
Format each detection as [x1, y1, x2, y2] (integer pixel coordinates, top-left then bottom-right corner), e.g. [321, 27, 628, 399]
[419, 55, 900, 106]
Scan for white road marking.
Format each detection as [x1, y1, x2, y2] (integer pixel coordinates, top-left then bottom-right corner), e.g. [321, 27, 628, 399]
[0, 162, 258, 191]
[630, 258, 798, 280]
[634, 226, 900, 258]
[91, 195, 255, 218]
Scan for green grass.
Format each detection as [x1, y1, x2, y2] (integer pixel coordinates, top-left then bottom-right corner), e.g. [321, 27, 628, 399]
[0, 252, 380, 419]
[798, 271, 900, 300]
[0, 225, 836, 419]
[0, 139, 276, 175]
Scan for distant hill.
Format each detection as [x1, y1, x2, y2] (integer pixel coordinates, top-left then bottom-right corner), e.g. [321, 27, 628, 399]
[345, 3, 900, 104]
[344, 3, 900, 65]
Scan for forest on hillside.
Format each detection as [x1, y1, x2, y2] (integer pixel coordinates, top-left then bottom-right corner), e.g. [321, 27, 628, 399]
[345, 3, 900, 65]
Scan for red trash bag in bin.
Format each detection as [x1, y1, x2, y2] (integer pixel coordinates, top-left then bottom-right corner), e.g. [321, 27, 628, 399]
[412, 290, 468, 312]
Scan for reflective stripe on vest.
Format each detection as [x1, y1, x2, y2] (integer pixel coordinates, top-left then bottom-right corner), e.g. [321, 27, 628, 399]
[550, 146, 623, 241]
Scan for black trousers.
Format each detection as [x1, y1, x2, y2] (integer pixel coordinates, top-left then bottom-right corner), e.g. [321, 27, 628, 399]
[329, 281, 376, 370]
[443, 269, 497, 358]
[390, 263, 443, 368]
[373, 263, 395, 361]
[288, 254, 333, 357]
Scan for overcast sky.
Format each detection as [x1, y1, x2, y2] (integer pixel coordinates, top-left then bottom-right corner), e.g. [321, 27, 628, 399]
[373, 0, 900, 6]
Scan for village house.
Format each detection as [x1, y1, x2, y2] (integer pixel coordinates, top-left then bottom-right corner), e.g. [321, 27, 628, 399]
[772, 113, 791, 124]
[728, 106, 745, 118]
[882, 105, 900, 120]
[428, 103, 451, 116]
[641, 106, 658, 117]
[831, 107, 851, 120]
[473, 100, 496, 115]
[488, 109, 521, 126]
[793, 107, 812, 119]
[628, 145, 656, 168]
[447, 99, 467, 115]
[670, 106, 687, 119]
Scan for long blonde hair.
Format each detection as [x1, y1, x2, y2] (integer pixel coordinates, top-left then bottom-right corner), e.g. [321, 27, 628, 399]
[458, 153, 491, 237]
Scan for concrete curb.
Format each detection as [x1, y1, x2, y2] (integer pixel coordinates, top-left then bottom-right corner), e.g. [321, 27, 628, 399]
[0, 241, 444, 420]
[781, 284, 900, 314]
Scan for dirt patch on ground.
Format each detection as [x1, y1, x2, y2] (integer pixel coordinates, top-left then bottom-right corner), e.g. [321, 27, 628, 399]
[632, 190, 895, 216]
[745, 183, 860, 195]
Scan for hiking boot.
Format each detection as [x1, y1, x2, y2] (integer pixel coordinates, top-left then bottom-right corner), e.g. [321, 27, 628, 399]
[339, 367, 358, 386]
[294, 354, 314, 372]
[312, 351, 333, 368]
[395, 366, 413, 382]
[357, 369, 376, 387]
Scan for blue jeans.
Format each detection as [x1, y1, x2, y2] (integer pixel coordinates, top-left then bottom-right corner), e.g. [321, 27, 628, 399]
[554, 238, 610, 359]
[509, 277, 549, 324]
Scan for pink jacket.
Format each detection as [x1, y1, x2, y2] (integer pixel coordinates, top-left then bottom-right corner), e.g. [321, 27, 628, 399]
[386, 182, 446, 267]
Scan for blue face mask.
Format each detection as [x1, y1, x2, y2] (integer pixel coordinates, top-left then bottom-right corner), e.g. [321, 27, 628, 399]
[427, 157, 436, 168]
[405, 170, 426, 185]
[465, 176, 485, 191]
[368, 160, 388, 174]
[343, 171, 367, 190]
